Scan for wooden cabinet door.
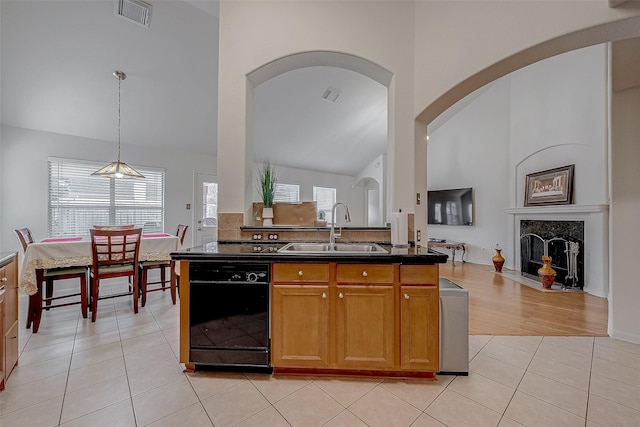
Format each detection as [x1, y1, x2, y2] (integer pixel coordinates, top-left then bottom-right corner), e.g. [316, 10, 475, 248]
[335, 285, 394, 369]
[1, 257, 19, 381]
[4, 322, 18, 383]
[2, 258, 18, 331]
[271, 285, 330, 368]
[0, 291, 4, 390]
[400, 286, 439, 371]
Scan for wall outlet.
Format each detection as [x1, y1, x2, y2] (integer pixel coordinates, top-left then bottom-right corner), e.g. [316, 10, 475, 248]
[416, 230, 421, 242]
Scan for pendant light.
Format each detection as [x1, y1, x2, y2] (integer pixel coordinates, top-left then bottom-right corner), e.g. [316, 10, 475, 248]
[91, 70, 144, 179]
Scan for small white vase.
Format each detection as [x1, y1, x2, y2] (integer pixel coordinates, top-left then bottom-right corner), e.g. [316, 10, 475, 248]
[262, 207, 273, 226]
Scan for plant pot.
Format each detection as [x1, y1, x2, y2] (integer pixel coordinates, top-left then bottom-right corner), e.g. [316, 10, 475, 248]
[492, 248, 505, 272]
[538, 255, 557, 289]
[262, 207, 274, 226]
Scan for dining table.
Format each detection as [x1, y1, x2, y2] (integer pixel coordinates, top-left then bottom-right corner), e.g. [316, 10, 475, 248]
[18, 233, 182, 296]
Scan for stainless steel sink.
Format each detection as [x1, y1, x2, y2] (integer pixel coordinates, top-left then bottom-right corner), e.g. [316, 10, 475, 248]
[277, 242, 388, 254]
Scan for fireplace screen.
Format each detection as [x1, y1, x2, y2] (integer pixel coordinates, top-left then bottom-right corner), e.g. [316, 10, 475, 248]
[520, 220, 584, 289]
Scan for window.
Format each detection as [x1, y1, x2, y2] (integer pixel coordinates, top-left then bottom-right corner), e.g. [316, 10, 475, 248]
[48, 157, 165, 237]
[274, 183, 300, 203]
[201, 181, 218, 226]
[313, 186, 336, 223]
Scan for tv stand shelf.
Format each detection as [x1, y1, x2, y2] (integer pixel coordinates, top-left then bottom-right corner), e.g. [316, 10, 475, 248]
[427, 241, 466, 266]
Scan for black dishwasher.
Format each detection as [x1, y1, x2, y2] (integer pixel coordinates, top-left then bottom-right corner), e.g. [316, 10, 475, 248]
[189, 262, 271, 372]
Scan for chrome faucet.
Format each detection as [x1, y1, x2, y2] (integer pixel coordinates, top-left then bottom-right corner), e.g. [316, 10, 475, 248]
[330, 202, 351, 245]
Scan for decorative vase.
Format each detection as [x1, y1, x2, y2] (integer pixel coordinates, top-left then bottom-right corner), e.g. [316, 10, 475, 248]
[492, 248, 505, 272]
[538, 255, 557, 289]
[262, 207, 274, 226]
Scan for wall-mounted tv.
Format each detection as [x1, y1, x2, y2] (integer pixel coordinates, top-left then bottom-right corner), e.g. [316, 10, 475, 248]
[427, 188, 474, 226]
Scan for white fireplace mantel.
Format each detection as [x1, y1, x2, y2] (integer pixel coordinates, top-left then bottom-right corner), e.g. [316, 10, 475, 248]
[505, 204, 609, 215]
[504, 204, 609, 298]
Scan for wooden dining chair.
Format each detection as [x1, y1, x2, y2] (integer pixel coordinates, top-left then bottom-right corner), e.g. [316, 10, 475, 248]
[14, 228, 88, 333]
[89, 227, 142, 321]
[139, 224, 188, 307]
[92, 225, 136, 230]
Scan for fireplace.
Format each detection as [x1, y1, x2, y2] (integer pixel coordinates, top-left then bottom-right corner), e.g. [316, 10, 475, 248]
[506, 204, 608, 297]
[520, 220, 584, 289]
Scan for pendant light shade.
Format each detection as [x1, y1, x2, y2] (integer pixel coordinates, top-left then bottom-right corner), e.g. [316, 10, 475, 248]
[92, 71, 144, 179]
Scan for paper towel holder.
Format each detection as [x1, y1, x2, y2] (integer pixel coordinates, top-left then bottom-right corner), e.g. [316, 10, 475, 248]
[391, 209, 409, 248]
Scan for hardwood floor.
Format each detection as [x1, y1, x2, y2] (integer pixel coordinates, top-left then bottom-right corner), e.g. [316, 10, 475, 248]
[440, 261, 609, 336]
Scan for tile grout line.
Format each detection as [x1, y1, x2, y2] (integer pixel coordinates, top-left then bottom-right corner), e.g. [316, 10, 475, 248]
[492, 334, 543, 426]
[56, 311, 82, 427]
[112, 300, 140, 427]
[584, 338, 596, 427]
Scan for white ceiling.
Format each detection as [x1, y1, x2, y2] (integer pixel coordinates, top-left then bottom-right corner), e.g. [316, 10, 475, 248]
[0, 0, 388, 176]
[1, 0, 219, 155]
[253, 66, 388, 176]
[2, 1, 635, 175]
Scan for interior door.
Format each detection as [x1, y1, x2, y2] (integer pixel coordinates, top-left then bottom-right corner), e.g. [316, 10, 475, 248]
[194, 173, 218, 246]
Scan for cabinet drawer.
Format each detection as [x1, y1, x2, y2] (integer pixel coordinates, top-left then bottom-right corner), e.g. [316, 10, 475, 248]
[273, 263, 329, 283]
[400, 265, 438, 285]
[336, 264, 393, 283]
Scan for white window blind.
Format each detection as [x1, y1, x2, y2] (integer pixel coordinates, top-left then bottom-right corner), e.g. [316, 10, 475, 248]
[48, 157, 165, 237]
[274, 183, 300, 203]
[313, 186, 336, 223]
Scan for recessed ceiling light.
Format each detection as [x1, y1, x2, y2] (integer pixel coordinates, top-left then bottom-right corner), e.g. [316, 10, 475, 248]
[321, 87, 341, 103]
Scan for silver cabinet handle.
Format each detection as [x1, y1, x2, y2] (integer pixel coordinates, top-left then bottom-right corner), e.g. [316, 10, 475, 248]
[322, 292, 327, 299]
[404, 293, 410, 300]
[362, 271, 368, 277]
[339, 292, 344, 299]
[0, 277, 7, 282]
[298, 270, 303, 276]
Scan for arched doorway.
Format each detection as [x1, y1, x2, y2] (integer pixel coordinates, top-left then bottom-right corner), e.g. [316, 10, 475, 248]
[247, 51, 393, 225]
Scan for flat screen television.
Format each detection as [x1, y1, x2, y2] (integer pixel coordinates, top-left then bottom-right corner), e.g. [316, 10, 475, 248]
[427, 188, 473, 226]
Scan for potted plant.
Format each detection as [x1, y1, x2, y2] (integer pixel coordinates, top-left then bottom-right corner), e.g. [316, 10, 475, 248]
[256, 159, 278, 226]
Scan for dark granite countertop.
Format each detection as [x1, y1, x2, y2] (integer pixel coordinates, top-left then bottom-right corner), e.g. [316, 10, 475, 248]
[240, 225, 390, 231]
[171, 242, 448, 264]
[0, 252, 17, 267]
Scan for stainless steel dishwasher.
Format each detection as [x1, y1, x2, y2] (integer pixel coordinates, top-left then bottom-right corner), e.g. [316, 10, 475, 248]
[438, 277, 469, 375]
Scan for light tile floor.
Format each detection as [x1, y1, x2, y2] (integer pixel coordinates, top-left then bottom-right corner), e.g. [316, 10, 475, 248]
[2, 281, 640, 427]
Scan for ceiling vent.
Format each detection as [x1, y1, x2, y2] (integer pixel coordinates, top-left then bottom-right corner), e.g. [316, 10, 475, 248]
[114, 0, 152, 28]
[321, 87, 341, 103]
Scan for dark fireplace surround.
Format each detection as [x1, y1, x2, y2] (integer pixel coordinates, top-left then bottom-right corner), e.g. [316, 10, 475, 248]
[520, 220, 584, 289]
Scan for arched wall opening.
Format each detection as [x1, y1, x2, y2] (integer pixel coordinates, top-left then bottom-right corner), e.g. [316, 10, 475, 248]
[246, 51, 393, 225]
[416, 15, 640, 125]
[414, 15, 640, 343]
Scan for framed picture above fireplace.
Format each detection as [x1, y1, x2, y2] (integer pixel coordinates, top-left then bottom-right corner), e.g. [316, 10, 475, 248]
[524, 164, 574, 207]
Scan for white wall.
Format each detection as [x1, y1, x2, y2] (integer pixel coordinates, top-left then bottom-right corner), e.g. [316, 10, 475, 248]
[0, 5, 3, 248]
[427, 44, 608, 267]
[510, 45, 609, 208]
[413, 1, 640, 123]
[427, 79, 510, 264]
[0, 126, 216, 253]
[217, 0, 415, 221]
[610, 84, 640, 343]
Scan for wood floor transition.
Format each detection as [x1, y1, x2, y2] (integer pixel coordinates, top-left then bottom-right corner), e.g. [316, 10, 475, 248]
[440, 261, 609, 336]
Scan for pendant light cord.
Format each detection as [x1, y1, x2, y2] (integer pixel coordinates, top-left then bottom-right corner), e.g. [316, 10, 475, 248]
[117, 74, 122, 163]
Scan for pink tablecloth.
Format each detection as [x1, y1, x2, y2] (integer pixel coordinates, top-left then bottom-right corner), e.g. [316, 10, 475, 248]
[41, 237, 83, 243]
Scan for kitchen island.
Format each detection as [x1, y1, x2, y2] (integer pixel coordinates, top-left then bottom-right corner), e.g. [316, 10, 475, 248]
[171, 242, 448, 379]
